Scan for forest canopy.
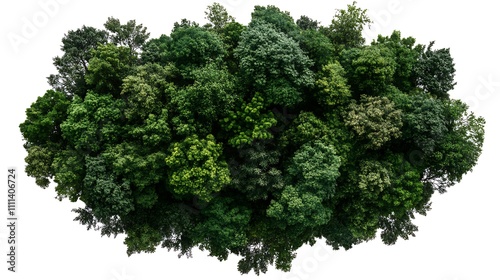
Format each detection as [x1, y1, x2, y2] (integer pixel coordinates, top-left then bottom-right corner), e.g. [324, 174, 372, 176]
[19, 2, 485, 274]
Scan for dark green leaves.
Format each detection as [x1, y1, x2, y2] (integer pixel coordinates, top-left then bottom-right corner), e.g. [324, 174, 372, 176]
[193, 197, 251, 260]
[424, 100, 485, 192]
[85, 44, 136, 96]
[414, 41, 456, 99]
[82, 155, 134, 219]
[235, 21, 314, 107]
[20, 89, 70, 147]
[47, 26, 108, 97]
[171, 63, 238, 135]
[167, 25, 226, 77]
[341, 45, 397, 96]
[19, 90, 71, 187]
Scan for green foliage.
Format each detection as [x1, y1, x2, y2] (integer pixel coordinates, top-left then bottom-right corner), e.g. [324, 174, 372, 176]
[104, 17, 150, 52]
[204, 2, 235, 30]
[235, 21, 314, 106]
[21, 2, 485, 276]
[171, 63, 238, 136]
[19, 90, 71, 187]
[322, 1, 371, 53]
[85, 44, 136, 96]
[102, 142, 165, 208]
[250, 5, 299, 36]
[345, 95, 403, 149]
[228, 141, 284, 201]
[52, 148, 85, 202]
[414, 41, 457, 99]
[315, 61, 351, 107]
[124, 223, 163, 254]
[286, 140, 341, 198]
[296, 15, 320, 31]
[23, 145, 54, 188]
[60, 91, 125, 153]
[19, 89, 70, 147]
[140, 34, 171, 65]
[81, 155, 135, 219]
[424, 100, 485, 192]
[373, 31, 422, 93]
[217, 21, 246, 73]
[121, 63, 175, 121]
[279, 111, 336, 158]
[297, 28, 335, 71]
[165, 134, 230, 202]
[341, 45, 397, 96]
[193, 197, 251, 260]
[395, 91, 448, 154]
[167, 25, 226, 78]
[47, 26, 108, 97]
[221, 92, 277, 147]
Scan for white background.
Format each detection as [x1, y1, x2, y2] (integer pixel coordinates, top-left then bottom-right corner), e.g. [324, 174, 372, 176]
[1, 0, 499, 279]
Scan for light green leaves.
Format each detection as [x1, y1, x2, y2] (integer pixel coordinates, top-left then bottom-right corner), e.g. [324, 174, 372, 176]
[121, 63, 174, 120]
[322, 2, 371, 52]
[165, 134, 230, 201]
[221, 92, 277, 147]
[286, 140, 341, 197]
[345, 95, 402, 149]
[23, 145, 54, 188]
[267, 185, 331, 228]
[358, 160, 390, 193]
[315, 61, 351, 107]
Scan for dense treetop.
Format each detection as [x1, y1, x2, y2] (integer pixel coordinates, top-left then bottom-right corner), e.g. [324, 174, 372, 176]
[20, 2, 485, 274]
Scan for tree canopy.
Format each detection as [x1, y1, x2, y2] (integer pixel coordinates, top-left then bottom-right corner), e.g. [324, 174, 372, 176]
[20, 2, 485, 275]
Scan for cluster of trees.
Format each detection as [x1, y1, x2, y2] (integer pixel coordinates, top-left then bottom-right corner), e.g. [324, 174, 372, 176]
[20, 2, 484, 274]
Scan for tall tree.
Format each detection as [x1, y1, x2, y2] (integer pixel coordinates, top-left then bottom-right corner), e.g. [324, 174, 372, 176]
[414, 41, 457, 99]
[321, 1, 371, 54]
[204, 2, 235, 30]
[47, 26, 108, 98]
[104, 17, 150, 53]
